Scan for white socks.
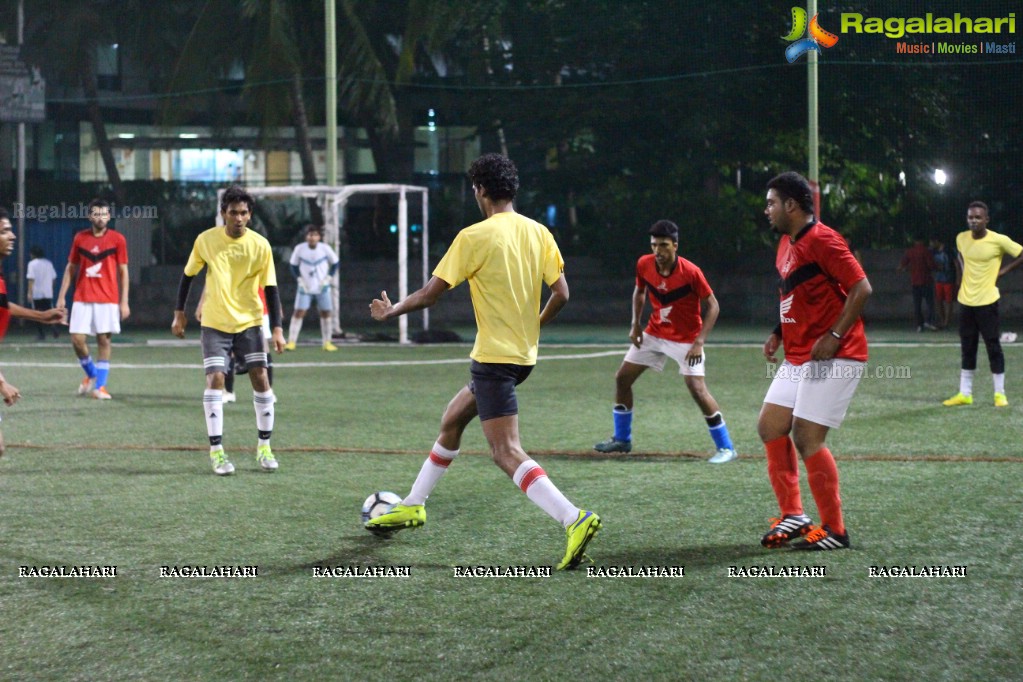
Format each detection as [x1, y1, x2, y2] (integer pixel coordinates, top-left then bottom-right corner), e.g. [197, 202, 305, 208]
[403, 442, 458, 506]
[512, 459, 579, 528]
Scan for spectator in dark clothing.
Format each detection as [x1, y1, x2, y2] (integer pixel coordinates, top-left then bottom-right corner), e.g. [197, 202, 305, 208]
[931, 238, 955, 329]
[899, 238, 937, 331]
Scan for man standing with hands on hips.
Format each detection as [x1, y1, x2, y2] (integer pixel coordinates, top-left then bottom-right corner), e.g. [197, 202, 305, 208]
[942, 201, 1023, 408]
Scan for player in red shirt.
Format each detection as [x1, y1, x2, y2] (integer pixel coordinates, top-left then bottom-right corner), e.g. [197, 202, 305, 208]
[594, 220, 737, 463]
[759, 172, 872, 551]
[0, 207, 67, 456]
[56, 199, 130, 400]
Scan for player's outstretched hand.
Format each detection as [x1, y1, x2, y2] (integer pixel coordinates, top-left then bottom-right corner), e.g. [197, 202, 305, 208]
[41, 307, 66, 325]
[171, 311, 187, 338]
[0, 379, 21, 406]
[370, 291, 393, 321]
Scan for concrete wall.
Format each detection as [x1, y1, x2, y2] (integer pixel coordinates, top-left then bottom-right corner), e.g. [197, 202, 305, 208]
[128, 250, 1023, 329]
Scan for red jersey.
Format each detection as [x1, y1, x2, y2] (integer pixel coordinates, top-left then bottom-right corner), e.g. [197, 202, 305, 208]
[899, 243, 935, 286]
[776, 222, 867, 364]
[0, 275, 10, 340]
[68, 228, 128, 304]
[636, 254, 712, 344]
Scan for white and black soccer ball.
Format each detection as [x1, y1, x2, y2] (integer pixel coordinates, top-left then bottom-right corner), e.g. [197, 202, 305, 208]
[361, 491, 401, 525]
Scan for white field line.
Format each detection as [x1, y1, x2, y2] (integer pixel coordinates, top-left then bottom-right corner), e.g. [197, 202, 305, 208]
[0, 349, 626, 369]
[0, 340, 997, 370]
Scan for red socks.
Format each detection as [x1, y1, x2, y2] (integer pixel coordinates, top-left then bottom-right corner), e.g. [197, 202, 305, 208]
[805, 447, 845, 535]
[764, 436, 803, 517]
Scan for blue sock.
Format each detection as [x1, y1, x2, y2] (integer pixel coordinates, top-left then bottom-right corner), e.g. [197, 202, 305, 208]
[95, 361, 110, 390]
[612, 405, 632, 442]
[705, 412, 734, 451]
[80, 356, 97, 379]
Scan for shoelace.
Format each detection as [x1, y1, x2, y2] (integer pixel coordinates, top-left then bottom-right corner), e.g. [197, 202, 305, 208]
[802, 525, 828, 543]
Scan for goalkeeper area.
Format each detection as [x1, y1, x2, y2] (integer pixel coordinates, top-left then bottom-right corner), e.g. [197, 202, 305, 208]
[0, 327, 1020, 679]
[217, 183, 430, 344]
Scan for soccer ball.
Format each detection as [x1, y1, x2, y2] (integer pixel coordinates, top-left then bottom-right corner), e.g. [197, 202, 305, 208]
[361, 491, 401, 525]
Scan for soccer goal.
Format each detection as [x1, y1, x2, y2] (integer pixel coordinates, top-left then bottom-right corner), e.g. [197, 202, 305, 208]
[217, 184, 430, 344]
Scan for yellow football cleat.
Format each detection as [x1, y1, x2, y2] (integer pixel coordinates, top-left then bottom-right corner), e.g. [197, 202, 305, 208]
[256, 444, 278, 471]
[556, 510, 602, 570]
[284, 342, 297, 351]
[942, 392, 973, 406]
[323, 341, 338, 352]
[365, 504, 426, 535]
[994, 392, 1009, 407]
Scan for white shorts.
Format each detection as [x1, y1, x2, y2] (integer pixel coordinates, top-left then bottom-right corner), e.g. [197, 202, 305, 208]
[623, 333, 705, 377]
[763, 359, 864, 429]
[69, 302, 121, 336]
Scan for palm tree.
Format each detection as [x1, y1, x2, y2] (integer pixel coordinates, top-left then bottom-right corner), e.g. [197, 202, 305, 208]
[23, 0, 127, 204]
[337, 0, 503, 181]
[165, 0, 325, 223]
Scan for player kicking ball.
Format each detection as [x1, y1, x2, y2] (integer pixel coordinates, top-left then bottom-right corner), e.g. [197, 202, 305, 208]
[593, 220, 737, 463]
[366, 153, 600, 570]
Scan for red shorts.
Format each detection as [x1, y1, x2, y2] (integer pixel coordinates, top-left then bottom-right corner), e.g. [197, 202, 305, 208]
[935, 282, 953, 302]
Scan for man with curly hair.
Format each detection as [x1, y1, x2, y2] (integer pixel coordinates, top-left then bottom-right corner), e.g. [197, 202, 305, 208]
[366, 153, 601, 570]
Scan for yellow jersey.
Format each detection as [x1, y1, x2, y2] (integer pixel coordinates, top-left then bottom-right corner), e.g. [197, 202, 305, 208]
[184, 227, 278, 333]
[956, 229, 1023, 307]
[433, 212, 564, 365]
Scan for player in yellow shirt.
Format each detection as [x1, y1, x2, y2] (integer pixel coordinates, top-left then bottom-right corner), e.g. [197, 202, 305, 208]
[171, 186, 286, 474]
[943, 201, 1023, 407]
[366, 153, 601, 570]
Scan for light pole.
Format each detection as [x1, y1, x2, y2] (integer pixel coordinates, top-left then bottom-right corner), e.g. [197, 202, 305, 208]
[807, 0, 820, 218]
[325, 0, 337, 187]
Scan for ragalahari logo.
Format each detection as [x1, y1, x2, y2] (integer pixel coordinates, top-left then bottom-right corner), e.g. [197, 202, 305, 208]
[783, 7, 839, 62]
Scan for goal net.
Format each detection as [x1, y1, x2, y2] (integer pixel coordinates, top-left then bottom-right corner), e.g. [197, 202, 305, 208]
[217, 184, 430, 344]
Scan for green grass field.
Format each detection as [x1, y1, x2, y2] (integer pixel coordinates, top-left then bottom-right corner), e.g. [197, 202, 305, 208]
[1, 326, 1021, 680]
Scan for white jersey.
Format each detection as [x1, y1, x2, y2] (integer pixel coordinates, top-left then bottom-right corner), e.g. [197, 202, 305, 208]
[289, 242, 339, 294]
[26, 257, 58, 299]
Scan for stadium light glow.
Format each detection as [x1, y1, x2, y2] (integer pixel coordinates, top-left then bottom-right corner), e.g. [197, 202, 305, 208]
[934, 169, 947, 185]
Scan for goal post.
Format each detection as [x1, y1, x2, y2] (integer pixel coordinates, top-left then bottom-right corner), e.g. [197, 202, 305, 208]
[216, 184, 430, 344]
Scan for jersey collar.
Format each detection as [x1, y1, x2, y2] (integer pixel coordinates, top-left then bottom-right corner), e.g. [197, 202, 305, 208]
[789, 219, 817, 243]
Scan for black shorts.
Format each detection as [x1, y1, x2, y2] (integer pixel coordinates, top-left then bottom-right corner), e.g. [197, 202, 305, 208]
[469, 360, 534, 422]
[201, 326, 267, 375]
[960, 302, 1000, 341]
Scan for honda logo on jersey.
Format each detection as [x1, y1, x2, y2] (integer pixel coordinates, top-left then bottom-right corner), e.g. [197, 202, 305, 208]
[779, 294, 796, 323]
[659, 305, 673, 323]
[85, 261, 103, 278]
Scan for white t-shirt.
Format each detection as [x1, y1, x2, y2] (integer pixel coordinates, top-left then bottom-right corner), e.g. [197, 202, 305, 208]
[27, 257, 58, 299]
[289, 242, 339, 294]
